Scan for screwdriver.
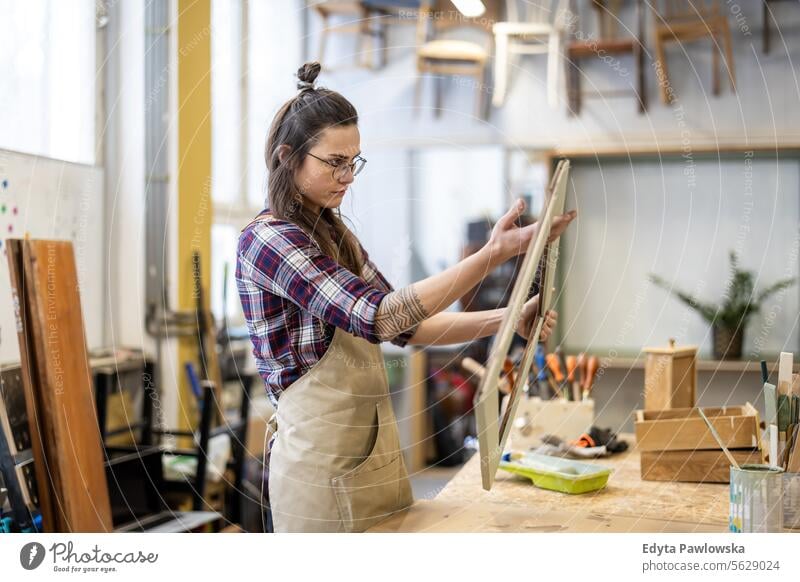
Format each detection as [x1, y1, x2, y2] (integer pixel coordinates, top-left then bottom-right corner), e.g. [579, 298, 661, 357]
[566, 355, 580, 401]
[534, 344, 550, 399]
[546, 352, 568, 400]
[583, 355, 599, 401]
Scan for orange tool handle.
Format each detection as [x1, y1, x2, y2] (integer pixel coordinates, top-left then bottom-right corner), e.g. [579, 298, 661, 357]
[566, 355, 577, 382]
[545, 353, 565, 382]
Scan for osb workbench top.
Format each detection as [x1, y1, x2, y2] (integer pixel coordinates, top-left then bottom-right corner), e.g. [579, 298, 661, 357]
[370, 436, 733, 532]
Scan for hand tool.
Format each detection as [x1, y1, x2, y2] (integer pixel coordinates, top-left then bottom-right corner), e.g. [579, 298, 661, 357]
[583, 356, 599, 401]
[546, 353, 568, 400]
[764, 382, 779, 467]
[534, 345, 550, 398]
[566, 355, 580, 402]
[461, 357, 511, 395]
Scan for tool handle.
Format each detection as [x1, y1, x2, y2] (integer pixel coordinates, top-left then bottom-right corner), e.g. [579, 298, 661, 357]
[545, 353, 565, 382]
[576, 352, 586, 386]
[584, 356, 599, 392]
[566, 355, 577, 381]
[461, 357, 486, 378]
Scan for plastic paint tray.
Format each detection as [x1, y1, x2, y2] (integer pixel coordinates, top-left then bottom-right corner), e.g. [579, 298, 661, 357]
[499, 452, 612, 495]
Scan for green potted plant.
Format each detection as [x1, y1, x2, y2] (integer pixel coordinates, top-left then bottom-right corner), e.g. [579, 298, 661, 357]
[649, 251, 795, 360]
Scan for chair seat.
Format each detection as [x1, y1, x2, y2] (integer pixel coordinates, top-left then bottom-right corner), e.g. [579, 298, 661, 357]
[493, 22, 555, 36]
[568, 38, 635, 58]
[418, 39, 488, 62]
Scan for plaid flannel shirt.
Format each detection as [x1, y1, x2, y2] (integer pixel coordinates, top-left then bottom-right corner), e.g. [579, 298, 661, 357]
[236, 210, 416, 406]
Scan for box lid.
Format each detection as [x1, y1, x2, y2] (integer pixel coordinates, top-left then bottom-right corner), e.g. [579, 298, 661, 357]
[644, 338, 698, 358]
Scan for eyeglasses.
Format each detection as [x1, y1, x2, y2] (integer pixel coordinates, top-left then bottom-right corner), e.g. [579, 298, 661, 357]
[307, 152, 367, 181]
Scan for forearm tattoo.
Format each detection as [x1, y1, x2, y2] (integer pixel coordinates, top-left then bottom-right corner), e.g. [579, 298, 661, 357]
[375, 286, 428, 341]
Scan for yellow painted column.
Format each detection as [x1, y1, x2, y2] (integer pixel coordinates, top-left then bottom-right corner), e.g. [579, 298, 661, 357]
[177, 0, 212, 436]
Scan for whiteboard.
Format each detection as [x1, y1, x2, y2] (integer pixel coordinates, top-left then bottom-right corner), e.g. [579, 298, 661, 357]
[0, 148, 104, 363]
[560, 153, 800, 358]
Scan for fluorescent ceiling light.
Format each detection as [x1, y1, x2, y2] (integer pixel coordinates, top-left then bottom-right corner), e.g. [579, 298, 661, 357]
[451, 0, 486, 18]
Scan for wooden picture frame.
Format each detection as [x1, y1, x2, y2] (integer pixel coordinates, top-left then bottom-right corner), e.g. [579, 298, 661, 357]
[473, 159, 571, 490]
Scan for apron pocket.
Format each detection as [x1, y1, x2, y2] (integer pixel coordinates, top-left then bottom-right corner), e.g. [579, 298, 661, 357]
[331, 453, 407, 533]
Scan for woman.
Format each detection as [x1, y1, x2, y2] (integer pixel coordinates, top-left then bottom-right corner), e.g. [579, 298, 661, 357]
[236, 62, 577, 533]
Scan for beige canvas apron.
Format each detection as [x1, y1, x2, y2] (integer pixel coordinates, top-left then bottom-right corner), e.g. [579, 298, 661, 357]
[264, 325, 414, 532]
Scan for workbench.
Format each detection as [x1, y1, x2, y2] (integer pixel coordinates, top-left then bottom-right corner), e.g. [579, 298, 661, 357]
[371, 437, 734, 533]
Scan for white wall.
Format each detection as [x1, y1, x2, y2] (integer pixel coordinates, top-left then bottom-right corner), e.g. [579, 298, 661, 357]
[561, 154, 800, 358]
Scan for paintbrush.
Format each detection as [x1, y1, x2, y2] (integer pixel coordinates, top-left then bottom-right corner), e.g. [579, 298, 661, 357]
[697, 408, 740, 470]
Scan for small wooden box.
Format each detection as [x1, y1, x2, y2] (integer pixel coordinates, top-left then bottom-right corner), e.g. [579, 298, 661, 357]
[643, 339, 697, 410]
[635, 404, 764, 483]
[634, 404, 762, 452]
[640, 449, 763, 483]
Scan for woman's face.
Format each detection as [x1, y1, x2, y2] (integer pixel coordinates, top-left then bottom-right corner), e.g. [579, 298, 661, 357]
[293, 124, 361, 213]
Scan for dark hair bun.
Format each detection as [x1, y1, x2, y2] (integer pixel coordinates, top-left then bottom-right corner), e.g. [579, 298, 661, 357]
[296, 62, 321, 91]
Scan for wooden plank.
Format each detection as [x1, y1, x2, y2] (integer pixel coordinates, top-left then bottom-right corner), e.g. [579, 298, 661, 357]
[635, 405, 759, 452]
[640, 449, 762, 483]
[779, 352, 793, 396]
[637, 405, 748, 422]
[6, 239, 59, 532]
[16, 240, 112, 531]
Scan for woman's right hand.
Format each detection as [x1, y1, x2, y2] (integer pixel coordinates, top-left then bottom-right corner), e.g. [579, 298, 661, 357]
[486, 199, 577, 264]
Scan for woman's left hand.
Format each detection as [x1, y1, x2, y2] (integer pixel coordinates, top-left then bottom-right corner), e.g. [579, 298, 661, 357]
[516, 294, 557, 341]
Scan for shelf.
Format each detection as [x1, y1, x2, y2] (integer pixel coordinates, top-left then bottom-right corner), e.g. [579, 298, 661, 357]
[597, 356, 800, 374]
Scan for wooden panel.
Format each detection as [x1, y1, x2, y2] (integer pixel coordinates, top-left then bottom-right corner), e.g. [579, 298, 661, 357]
[640, 449, 763, 483]
[671, 356, 696, 408]
[5, 240, 58, 532]
[473, 160, 569, 490]
[635, 405, 759, 452]
[8, 239, 112, 531]
[644, 354, 671, 410]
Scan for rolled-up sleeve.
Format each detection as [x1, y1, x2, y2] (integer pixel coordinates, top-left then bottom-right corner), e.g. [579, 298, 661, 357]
[238, 218, 389, 344]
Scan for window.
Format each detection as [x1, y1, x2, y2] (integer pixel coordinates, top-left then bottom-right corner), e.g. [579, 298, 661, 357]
[0, 0, 96, 164]
[210, 0, 303, 325]
[211, 0, 243, 205]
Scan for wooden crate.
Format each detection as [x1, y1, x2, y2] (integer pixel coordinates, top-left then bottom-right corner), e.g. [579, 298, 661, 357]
[640, 449, 763, 483]
[634, 404, 762, 452]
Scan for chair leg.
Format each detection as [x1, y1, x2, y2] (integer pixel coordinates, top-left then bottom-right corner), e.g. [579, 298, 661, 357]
[358, 7, 371, 69]
[434, 75, 443, 117]
[318, 14, 330, 66]
[763, 0, 771, 54]
[414, 69, 424, 116]
[378, 16, 388, 69]
[721, 22, 736, 92]
[635, 41, 646, 113]
[547, 33, 560, 108]
[477, 65, 490, 121]
[654, 35, 672, 104]
[492, 33, 509, 107]
[712, 36, 721, 96]
[566, 55, 581, 116]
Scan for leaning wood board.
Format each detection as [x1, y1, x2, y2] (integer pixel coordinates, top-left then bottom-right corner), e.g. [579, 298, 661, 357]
[634, 404, 761, 452]
[6, 239, 59, 532]
[8, 239, 112, 531]
[640, 449, 763, 483]
[473, 160, 570, 490]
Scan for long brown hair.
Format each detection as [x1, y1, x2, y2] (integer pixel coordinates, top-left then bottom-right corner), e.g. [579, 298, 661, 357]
[265, 62, 364, 276]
